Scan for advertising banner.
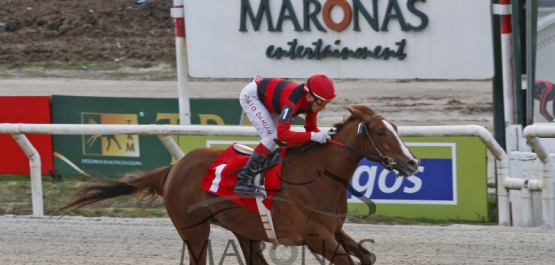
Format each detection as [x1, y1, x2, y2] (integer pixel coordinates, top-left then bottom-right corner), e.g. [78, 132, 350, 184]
[179, 135, 487, 221]
[349, 143, 456, 205]
[51, 96, 248, 177]
[348, 137, 487, 221]
[0, 96, 53, 174]
[183, 0, 493, 79]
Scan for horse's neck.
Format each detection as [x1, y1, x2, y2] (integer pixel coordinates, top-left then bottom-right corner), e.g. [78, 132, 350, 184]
[286, 133, 363, 188]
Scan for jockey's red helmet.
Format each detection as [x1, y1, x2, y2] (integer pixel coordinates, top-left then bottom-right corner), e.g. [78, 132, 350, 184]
[305, 74, 336, 102]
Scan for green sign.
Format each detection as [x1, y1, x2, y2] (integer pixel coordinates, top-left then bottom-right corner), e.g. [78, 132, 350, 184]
[185, 134, 487, 221]
[51, 96, 248, 177]
[348, 137, 488, 221]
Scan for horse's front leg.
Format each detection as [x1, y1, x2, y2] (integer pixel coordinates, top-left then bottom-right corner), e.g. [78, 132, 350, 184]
[232, 232, 269, 265]
[303, 233, 357, 265]
[335, 229, 376, 265]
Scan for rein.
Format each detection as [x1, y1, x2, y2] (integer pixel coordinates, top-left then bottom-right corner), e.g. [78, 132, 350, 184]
[247, 114, 396, 175]
[250, 141, 318, 175]
[328, 114, 396, 170]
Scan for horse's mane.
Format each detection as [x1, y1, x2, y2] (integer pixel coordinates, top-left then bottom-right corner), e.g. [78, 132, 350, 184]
[332, 105, 377, 134]
[332, 115, 357, 133]
[287, 105, 375, 152]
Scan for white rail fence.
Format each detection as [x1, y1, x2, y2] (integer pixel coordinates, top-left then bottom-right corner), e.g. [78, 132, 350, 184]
[1, 123, 554, 227]
[521, 125, 555, 227]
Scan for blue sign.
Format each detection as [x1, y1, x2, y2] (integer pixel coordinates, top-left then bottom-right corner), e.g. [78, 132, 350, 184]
[348, 145, 456, 205]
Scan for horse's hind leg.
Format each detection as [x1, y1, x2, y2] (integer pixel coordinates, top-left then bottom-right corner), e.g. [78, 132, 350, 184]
[335, 229, 376, 265]
[233, 232, 268, 265]
[174, 222, 211, 265]
[304, 234, 356, 265]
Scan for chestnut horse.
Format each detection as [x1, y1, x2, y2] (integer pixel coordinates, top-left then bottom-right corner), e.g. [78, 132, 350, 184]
[57, 105, 420, 265]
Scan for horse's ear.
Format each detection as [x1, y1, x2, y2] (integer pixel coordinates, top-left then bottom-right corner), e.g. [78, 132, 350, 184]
[348, 105, 364, 120]
[348, 106, 355, 115]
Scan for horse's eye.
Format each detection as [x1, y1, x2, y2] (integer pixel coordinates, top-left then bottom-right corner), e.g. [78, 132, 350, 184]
[377, 129, 386, 136]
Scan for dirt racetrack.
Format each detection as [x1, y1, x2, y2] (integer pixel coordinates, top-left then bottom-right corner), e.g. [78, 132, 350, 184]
[1, 215, 555, 265]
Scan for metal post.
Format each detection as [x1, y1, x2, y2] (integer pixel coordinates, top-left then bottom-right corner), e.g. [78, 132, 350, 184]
[521, 181, 534, 226]
[157, 135, 184, 160]
[511, 0, 526, 126]
[172, 0, 191, 126]
[492, 0, 507, 151]
[500, 0, 518, 129]
[172, 2, 190, 262]
[11, 133, 43, 216]
[526, 0, 538, 126]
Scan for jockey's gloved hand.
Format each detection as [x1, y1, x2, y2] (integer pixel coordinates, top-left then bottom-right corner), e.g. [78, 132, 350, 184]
[311, 131, 331, 144]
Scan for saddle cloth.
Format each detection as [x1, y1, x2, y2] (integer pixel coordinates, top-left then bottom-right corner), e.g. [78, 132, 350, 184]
[201, 144, 285, 212]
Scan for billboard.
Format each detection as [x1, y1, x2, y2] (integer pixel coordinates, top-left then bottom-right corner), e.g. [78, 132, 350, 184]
[349, 143, 456, 205]
[183, 0, 493, 79]
[0, 96, 53, 174]
[348, 137, 487, 221]
[179, 135, 487, 221]
[51, 96, 248, 176]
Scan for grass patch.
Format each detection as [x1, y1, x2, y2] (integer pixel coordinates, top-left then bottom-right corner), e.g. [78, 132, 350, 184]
[100, 70, 177, 81]
[349, 193, 498, 225]
[350, 214, 495, 226]
[0, 174, 167, 218]
[9, 60, 97, 71]
[7, 60, 174, 72]
[0, 60, 177, 81]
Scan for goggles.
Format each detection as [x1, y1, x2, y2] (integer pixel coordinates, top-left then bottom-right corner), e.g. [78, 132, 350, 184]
[313, 97, 332, 106]
[305, 82, 332, 106]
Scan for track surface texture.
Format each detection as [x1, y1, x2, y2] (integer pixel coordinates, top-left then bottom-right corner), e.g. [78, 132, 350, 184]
[1, 215, 555, 265]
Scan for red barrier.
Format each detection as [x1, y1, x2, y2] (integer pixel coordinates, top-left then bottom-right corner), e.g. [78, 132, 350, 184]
[0, 96, 53, 174]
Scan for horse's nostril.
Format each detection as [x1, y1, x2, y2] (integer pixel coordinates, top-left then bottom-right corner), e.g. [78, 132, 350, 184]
[408, 159, 420, 169]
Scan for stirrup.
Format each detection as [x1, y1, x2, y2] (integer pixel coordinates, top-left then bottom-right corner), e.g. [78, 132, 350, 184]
[235, 184, 265, 198]
[254, 186, 266, 198]
[252, 174, 267, 198]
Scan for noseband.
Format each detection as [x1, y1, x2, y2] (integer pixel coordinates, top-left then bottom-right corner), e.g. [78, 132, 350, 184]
[329, 114, 396, 170]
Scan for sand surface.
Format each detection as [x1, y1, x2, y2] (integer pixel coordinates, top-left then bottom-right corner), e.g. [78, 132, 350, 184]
[1, 215, 554, 265]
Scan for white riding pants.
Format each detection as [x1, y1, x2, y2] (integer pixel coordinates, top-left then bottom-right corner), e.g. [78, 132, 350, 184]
[240, 78, 279, 151]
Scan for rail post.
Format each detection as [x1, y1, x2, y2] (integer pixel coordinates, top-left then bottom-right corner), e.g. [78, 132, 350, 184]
[171, 0, 191, 125]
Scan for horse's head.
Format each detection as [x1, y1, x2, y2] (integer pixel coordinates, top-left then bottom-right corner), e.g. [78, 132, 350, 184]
[333, 105, 420, 177]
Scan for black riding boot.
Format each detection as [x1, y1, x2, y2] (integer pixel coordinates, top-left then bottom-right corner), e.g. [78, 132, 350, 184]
[235, 151, 265, 196]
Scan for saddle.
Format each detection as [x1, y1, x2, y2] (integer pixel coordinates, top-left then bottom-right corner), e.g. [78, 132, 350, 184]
[232, 143, 282, 188]
[201, 143, 285, 212]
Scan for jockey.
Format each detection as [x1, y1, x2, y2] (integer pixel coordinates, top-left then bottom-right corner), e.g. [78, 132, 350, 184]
[533, 80, 555, 122]
[235, 74, 337, 195]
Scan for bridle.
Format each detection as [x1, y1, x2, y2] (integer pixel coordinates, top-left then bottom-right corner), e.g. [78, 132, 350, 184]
[328, 114, 396, 170]
[246, 114, 396, 175]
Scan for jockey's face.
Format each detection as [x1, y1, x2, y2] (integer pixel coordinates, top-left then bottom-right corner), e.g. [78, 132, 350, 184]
[306, 94, 328, 112]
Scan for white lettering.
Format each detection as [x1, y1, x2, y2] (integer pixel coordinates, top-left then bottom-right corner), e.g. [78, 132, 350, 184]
[351, 165, 377, 198]
[377, 169, 402, 193]
[404, 166, 424, 193]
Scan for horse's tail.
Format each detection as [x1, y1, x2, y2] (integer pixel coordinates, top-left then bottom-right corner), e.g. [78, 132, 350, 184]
[55, 166, 173, 214]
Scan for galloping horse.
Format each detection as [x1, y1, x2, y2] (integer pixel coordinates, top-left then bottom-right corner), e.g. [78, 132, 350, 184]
[57, 105, 420, 265]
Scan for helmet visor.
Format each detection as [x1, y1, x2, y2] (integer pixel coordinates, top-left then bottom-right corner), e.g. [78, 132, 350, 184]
[305, 85, 332, 105]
